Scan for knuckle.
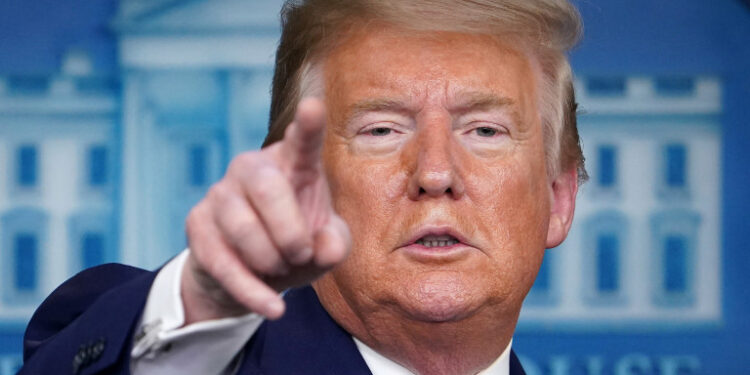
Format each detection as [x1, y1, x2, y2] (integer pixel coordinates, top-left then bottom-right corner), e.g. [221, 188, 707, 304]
[227, 151, 263, 178]
[205, 253, 233, 277]
[230, 151, 258, 169]
[207, 182, 232, 204]
[275, 224, 308, 251]
[251, 177, 286, 202]
[224, 217, 257, 246]
[185, 203, 207, 241]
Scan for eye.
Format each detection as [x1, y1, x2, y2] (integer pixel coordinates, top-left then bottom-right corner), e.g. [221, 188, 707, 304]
[475, 127, 499, 137]
[369, 127, 392, 136]
[461, 122, 509, 143]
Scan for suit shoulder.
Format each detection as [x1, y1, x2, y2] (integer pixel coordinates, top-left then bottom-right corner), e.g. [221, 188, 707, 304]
[23, 263, 152, 361]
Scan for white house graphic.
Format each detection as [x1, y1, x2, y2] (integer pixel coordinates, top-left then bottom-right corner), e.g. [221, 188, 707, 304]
[0, 50, 119, 313]
[520, 76, 722, 329]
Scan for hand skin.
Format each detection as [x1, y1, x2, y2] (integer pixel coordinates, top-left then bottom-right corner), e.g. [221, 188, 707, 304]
[182, 98, 352, 323]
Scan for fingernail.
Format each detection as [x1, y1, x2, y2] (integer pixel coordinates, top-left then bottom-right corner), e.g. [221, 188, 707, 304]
[290, 247, 313, 265]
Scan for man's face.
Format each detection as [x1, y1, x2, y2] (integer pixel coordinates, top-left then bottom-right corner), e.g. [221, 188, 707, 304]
[317, 25, 553, 324]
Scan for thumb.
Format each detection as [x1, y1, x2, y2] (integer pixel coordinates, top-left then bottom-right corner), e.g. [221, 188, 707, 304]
[313, 214, 352, 269]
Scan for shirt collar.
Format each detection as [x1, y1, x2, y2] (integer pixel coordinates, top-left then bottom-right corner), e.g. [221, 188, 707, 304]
[353, 336, 511, 375]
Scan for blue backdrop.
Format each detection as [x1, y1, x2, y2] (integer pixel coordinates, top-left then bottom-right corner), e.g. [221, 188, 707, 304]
[0, 0, 747, 374]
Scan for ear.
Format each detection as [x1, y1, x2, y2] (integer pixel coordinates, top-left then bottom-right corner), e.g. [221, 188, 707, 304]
[545, 167, 579, 249]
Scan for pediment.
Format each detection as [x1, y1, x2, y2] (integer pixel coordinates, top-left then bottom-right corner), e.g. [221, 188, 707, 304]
[115, 0, 285, 33]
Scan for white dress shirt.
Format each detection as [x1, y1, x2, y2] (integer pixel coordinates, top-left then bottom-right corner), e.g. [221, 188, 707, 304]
[354, 336, 511, 375]
[130, 250, 511, 375]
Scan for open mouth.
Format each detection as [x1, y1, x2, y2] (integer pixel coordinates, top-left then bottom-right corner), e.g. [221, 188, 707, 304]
[414, 235, 460, 248]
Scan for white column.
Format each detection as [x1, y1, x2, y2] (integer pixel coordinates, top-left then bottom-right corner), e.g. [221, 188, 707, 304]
[120, 71, 147, 267]
[227, 71, 247, 157]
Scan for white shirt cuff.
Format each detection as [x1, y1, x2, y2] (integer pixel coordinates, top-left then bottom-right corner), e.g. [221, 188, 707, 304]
[130, 249, 264, 375]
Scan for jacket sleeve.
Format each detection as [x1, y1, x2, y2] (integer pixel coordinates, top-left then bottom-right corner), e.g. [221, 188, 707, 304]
[20, 263, 158, 375]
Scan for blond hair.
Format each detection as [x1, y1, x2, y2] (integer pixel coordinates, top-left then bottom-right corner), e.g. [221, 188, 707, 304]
[263, 0, 588, 183]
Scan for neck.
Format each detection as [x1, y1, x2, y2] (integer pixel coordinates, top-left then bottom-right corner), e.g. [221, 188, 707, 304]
[313, 279, 517, 375]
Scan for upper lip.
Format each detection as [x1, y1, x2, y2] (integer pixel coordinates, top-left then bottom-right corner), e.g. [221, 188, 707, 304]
[400, 225, 472, 248]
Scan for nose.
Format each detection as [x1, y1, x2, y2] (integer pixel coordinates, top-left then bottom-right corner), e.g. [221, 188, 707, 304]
[406, 123, 465, 200]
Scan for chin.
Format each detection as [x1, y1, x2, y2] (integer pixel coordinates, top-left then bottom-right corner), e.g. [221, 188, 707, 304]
[397, 271, 482, 323]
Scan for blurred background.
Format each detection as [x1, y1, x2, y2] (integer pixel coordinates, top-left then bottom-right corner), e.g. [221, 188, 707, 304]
[0, 0, 748, 373]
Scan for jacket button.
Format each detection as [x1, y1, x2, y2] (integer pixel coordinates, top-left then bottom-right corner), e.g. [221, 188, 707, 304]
[72, 351, 87, 374]
[92, 339, 106, 359]
[72, 338, 106, 374]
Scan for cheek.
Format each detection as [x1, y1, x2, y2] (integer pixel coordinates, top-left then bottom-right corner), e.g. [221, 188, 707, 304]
[324, 150, 409, 249]
[460, 160, 549, 302]
[323, 154, 412, 293]
[469, 152, 550, 260]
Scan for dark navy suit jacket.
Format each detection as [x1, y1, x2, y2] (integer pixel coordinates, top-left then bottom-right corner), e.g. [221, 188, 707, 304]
[21, 264, 526, 374]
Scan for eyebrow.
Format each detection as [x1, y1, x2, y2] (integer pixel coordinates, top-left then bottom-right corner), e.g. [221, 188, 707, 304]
[450, 92, 515, 113]
[451, 92, 524, 128]
[348, 98, 416, 119]
[345, 92, 519, 124]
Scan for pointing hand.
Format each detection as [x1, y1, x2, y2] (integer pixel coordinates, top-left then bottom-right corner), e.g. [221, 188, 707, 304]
[182, 98, 351, 323]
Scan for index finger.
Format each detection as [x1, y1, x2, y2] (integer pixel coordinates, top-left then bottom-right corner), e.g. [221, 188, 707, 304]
[282, 97, 326, 176]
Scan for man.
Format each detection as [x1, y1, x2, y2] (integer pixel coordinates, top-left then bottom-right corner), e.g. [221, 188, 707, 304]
[21, 0, 586, 374]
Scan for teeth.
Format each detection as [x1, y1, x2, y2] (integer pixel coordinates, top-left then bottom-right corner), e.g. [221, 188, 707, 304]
[416, 237, 459, 247]
[423, 235, 454, 241]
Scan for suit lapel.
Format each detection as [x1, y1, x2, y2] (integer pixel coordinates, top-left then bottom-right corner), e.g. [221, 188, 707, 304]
[509, 350, 527, 375]
[237, 286, 372, 374]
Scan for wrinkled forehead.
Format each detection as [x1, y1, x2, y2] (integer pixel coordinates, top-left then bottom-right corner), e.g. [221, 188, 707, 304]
[318, 24, 542, 125]
[324, 21, 537, 71]
[296, 20, 544, 99]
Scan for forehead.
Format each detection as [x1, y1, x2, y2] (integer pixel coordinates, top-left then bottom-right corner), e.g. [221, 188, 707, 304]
[322, 25, 539, 113]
